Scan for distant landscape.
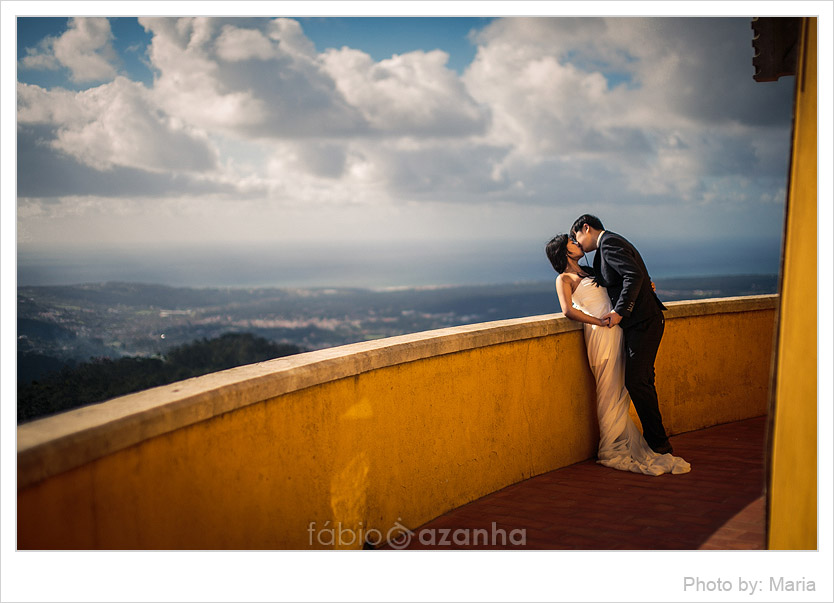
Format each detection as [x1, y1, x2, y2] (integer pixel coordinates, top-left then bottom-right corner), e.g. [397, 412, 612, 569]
[18, 274, 778, 422]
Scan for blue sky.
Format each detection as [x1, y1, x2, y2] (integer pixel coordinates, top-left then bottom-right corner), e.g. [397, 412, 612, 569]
[17, 17, 491, 88]
[13, 14, 799, 286]
[297, 17, 492, 73]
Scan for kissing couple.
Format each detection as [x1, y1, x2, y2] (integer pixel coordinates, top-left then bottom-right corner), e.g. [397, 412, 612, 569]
[546, 215, 690, 476]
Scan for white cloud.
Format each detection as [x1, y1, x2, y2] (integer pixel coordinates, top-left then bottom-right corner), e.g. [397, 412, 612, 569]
[17, 83, 91, 125]
[20, 17, 118, 83]
[139, 17, 490, 141]
[19, 37, 61, 71]
[321, 47, 488, 137]
[140, 17, 366, 138]
[461, 17, 793, 203]
[18, 79, 217, 174]
[355, 138, 510, 203]
[267, 140, 349, 179]
[16, 16, 794, 254]
[216, 25, 278, 62]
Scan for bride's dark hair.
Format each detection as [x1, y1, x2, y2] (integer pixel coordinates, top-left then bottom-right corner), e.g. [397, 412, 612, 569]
[545, 234, 570, 273]
[545, 233, 596, 280]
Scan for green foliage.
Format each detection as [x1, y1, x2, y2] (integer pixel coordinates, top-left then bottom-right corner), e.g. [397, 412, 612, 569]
[165, 333, 301, 373]
[18, 333, 303, 424]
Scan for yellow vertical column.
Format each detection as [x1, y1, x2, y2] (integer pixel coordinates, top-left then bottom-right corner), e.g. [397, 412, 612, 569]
[767, 17, 817, 550]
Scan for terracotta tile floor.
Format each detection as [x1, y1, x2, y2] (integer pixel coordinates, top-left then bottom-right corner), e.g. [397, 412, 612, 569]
[386, 416, 767, 550]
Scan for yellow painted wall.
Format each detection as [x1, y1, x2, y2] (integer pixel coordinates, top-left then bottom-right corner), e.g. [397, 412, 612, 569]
[19, 332, 596, 549]
[656, 310, 776, 435]
[767, 17, 817, 550]
[18, 304, 775, 549]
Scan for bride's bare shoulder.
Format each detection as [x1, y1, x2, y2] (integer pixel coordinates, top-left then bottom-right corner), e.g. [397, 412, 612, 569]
[556, 272, 581, 291]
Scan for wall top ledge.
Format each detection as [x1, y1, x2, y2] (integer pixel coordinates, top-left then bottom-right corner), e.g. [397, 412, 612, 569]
[663, 294, 778, 318]
[17, 294, 777, 489]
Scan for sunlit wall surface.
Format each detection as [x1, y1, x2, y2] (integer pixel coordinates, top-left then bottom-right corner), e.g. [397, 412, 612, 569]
[767, 17, 817, 551]
[18, 297, 775, 549]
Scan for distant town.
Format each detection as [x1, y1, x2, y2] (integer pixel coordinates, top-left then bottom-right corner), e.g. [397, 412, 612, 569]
[18, 274, 778, 383]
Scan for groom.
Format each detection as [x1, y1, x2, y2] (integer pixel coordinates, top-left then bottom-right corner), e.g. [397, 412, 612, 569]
[570, 214, 674, 455]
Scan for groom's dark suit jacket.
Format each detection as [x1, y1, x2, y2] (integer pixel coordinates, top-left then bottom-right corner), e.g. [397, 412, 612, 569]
[593, 231, 666, 329]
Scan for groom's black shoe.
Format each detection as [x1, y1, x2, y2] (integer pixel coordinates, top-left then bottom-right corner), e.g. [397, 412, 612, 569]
[651, 440, 674, 455]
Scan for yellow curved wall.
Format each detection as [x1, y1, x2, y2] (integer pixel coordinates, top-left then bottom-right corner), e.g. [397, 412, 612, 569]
[18, 298, 776, 549]
[767, 17, 817, 550]
[655, 309, 776, 434]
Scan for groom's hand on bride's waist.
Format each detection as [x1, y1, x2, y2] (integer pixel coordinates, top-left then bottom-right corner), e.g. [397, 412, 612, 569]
[604, 311, 622, 327]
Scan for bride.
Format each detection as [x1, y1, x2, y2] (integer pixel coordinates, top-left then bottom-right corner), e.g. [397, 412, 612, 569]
[545, 234, 690, 476]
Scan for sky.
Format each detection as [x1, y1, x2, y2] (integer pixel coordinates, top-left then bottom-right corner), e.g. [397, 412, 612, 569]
[13, 12, 801, 286]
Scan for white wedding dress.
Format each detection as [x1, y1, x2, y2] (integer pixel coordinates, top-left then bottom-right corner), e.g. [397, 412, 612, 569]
[571, 277, 691, 476]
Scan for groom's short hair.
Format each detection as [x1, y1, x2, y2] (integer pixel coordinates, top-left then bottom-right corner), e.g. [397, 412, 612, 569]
[571, 214, 604, 234]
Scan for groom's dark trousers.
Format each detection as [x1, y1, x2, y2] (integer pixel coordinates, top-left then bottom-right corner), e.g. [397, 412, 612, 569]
[593, 231, 670, 450]
[623, 314, 667, 449]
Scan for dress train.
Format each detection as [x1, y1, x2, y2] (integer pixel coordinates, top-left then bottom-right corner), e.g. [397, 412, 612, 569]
[571, 277, 690, 476]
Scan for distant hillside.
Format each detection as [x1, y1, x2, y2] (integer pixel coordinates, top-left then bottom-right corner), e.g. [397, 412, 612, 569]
[16, 274, 779, 387]
[18, 333, 303, 423]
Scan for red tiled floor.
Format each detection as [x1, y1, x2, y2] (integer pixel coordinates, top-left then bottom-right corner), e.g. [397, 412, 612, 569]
[699, 496, 766, 550]
[385, 416, 767, 550]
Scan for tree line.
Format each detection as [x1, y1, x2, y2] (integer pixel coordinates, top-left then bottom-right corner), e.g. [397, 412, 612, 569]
[18, 333, 303, 423]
